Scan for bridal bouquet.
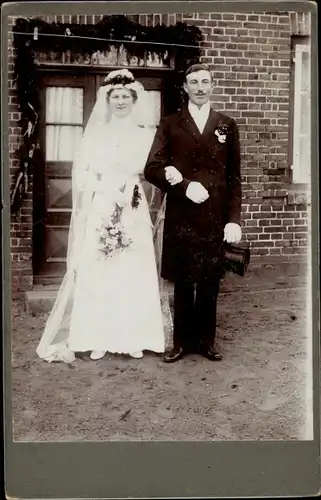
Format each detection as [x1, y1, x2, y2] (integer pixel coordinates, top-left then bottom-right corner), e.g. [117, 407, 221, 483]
[98, 204, 132, 257]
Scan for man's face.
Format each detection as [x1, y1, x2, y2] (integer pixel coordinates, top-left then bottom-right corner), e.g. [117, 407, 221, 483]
[184, 69, 212, 106]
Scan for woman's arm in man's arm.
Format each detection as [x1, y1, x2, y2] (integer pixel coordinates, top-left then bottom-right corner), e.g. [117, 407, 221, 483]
[144, 117, 190, 196]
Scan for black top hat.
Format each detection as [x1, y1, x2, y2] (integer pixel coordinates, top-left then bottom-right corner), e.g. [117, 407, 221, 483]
[221, 242, 251, 276]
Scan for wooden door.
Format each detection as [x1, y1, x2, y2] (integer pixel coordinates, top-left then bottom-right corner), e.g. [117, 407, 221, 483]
[34, 71, 166, 285]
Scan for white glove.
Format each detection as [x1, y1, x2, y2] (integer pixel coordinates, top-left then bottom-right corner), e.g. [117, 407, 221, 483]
[224, 223, 242, 243]
[165, 166, 183, 186]
[186, 182, 209, 204]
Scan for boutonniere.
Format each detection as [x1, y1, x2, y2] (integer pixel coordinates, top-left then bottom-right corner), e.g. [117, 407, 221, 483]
[214, 123, 228, 144]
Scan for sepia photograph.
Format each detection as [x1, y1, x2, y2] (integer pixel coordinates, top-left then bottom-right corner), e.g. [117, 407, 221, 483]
[6, 9, 313, 443]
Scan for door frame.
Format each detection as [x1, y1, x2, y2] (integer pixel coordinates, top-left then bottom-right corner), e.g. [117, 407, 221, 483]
[33, 66, 173, 285]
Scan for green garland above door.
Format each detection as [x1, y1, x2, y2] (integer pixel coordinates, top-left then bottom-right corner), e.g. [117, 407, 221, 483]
[11, 15, 203, 217]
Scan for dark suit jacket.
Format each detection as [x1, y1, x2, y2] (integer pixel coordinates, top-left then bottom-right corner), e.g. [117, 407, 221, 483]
[144, 105, 241, 283]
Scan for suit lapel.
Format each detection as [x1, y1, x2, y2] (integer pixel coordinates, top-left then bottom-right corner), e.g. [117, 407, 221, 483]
[178, 106, 220, 141]
[178, 106, 202, 140]
[202, 108, 220, 138]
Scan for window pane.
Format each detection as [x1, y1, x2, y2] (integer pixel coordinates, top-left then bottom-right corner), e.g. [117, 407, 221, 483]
[300, 92, 310, 133]
[298, 134, 311, 179]
[46, 125, 83, 161]
[146, 52, 169, 67]
[301, 51, 310, 92]
[292, 42, 311, 184]
[138, 90, 161, 127]
[46, 87, 84, 124]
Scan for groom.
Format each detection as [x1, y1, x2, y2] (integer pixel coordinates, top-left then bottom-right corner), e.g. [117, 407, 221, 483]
[144, 63, 242, 363]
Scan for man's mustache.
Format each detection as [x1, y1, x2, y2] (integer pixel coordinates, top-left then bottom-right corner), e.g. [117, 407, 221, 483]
[195, 93, 206, 96]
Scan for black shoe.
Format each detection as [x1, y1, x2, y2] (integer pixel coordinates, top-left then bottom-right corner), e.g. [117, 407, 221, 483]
[199, 346, 223, 361]
[163, 346, 185, 363]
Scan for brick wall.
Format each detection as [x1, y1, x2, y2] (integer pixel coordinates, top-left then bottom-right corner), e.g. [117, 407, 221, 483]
[7, 12, 310, 293]
[8, 16, 33, 294]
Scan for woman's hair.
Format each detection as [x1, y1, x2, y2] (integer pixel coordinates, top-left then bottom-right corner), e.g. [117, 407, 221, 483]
[103, 70, 140, 104]
[104, 71, 138, 102]
[104, 73, 134, 87]
[106, 86, 138, 103]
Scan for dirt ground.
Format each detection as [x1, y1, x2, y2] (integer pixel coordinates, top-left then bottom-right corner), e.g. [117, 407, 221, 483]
[10, 266, 313, 442]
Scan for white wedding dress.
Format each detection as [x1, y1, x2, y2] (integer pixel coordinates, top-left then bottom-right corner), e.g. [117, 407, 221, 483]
[68, 117, 165, 354]
[36, 114, 169, 362]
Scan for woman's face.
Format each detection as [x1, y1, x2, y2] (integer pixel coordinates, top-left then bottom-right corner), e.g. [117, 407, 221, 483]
[107, 87, 134, 118]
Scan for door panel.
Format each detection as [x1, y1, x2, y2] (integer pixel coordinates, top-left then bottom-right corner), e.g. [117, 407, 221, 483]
[46, 176, 72, 209]
[46, 229, 69, 261]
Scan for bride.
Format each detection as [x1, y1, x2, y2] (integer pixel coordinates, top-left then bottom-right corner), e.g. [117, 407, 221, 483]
[36, 69, 170, 363]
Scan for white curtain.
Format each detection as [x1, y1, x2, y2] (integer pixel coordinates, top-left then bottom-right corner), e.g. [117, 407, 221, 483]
[138, 90, 161, 129]
[45, 87, 84, 162]
[138, 89, 162, 211]
[298, 50, 310, 178]
[45, 87, 160, 162]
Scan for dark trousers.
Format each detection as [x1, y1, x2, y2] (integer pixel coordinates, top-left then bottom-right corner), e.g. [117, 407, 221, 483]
[173, 278, 221, 351]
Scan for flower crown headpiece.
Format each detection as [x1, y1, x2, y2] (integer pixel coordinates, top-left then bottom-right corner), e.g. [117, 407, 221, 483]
[102, 69, 144, 94]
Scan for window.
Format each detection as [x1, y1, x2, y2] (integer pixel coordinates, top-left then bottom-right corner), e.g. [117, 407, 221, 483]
[138, 90, 161, 128]
[45, 86, 84, 161]
[290, 37, 311, 184]
[45, 85, 161, 160]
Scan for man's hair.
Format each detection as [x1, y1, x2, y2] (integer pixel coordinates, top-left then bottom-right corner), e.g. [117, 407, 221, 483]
[185, 63, 211, 79]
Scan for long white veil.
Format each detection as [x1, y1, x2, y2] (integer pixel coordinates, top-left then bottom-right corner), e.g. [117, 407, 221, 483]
[36, 75, 172, 362]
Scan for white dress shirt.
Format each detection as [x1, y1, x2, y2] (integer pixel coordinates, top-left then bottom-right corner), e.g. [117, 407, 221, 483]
[188, 101, 211, 134]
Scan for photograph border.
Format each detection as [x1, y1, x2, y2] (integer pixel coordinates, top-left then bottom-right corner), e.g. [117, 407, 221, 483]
[2, 1, 320, 498]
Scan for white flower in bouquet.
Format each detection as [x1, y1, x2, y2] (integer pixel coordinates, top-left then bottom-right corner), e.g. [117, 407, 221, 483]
[122, 234, 131, 247]
[97, 202, 133, 256]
